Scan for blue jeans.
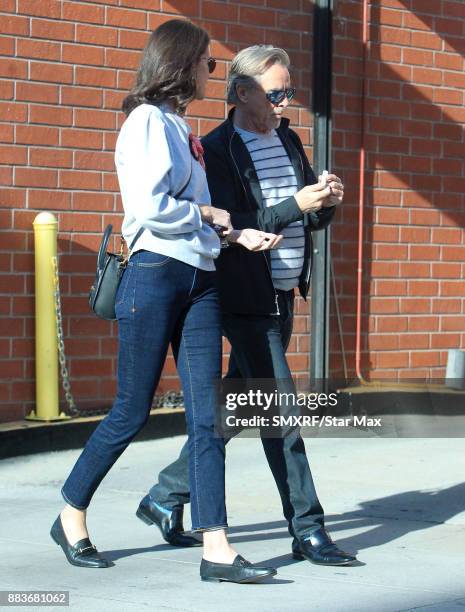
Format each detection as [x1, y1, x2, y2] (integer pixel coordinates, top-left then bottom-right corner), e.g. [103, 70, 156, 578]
[62, 250, 227, 531]
[150, 289, 325, 540]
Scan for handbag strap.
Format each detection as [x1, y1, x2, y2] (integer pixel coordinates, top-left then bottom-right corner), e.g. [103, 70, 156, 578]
[174, 156, 193, 199]
[128, 227, 144, 252]
[98, 224, 113, 269]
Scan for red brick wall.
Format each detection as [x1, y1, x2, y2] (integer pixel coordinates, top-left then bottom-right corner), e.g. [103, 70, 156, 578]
[1, 1, 464, 423]
[0, 0, 313, 422]
[331, 0, 465, 380]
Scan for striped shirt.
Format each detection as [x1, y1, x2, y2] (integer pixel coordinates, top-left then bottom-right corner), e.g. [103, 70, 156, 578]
[235, 126, 304, 291]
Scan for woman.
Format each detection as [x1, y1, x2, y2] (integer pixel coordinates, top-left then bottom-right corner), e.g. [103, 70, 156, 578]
[50, 19, 280, 583]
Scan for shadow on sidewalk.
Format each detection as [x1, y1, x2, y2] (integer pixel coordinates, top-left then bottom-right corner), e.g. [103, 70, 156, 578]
[102, 482, 465, 569]
[258, 482, 465, 568]
[326, 481, 465, 555]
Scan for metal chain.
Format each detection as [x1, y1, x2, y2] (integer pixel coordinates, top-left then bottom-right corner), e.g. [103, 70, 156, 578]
[52, 256, 79, 417]
[153, 391, 184, 408]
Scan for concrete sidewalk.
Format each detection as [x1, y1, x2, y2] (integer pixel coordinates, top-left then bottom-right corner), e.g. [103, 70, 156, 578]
[1, 434, 465, 611]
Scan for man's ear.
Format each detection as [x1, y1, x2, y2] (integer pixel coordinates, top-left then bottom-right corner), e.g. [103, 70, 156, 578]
[236, 84, 249, 104]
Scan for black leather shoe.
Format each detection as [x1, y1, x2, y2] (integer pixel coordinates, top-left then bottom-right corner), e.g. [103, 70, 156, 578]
[50, 516, 109, 568]
[200, 555, 277, 583]
[136, 495, 201, 547]
[292, 528, 356, 566]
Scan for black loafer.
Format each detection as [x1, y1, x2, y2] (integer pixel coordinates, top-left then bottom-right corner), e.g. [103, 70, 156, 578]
[50, 516, 109, 568]
[136, 495, 201, 547]
[292, 528, 356, 566]
[200, 555, 277, 583]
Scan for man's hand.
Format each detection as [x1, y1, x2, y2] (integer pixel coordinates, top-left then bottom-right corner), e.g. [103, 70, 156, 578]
[198, 205, 233, 235]
[294, 174, 344, 213]
[322, 173, 344, 208]
[294, 182, 331, 213]
[228, 228, 283, 251]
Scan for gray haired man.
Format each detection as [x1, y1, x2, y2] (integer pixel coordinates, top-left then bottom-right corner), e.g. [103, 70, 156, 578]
[136, 45, 356, 567]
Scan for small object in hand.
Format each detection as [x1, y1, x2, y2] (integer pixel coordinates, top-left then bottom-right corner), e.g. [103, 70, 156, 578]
[320, 170, 334, 195]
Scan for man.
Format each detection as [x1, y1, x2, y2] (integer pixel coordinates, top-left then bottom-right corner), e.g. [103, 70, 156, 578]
[136, 45, 356, 566]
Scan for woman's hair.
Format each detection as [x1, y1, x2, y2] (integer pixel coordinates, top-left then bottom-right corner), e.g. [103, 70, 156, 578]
[226, 45, 290, 105]
[122, 19, 210, 116]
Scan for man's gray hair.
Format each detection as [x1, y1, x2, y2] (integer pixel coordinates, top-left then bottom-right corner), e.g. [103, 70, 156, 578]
[226, 45, 290, 105]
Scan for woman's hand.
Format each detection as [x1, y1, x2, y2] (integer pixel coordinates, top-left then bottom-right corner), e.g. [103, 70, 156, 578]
[199, 205, 233, 235]
[228, 228, 283, 251]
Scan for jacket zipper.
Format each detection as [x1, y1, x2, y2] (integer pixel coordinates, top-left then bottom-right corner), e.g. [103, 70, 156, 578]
[291, 132, 311, 298]
[229, 130, 280, 316]
[303, 234, 312, 296]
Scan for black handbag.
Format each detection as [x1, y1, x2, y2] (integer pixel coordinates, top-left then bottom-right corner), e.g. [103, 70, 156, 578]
[88, 225, 142, 321]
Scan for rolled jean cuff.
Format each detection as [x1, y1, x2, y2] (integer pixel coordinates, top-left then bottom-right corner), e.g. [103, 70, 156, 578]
[192, 524, 228, 533]
[61, 488, 88, 511]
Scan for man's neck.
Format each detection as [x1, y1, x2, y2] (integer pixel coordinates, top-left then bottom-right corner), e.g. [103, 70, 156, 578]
[233, 107, 272, 135]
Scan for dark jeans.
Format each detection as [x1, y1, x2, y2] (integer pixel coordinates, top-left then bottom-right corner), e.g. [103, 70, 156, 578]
[150, 289, 324, 540]
[62, 251, 227, 531]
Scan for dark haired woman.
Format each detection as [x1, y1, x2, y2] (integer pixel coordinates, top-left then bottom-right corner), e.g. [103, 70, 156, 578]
[50, 19, 279, 583]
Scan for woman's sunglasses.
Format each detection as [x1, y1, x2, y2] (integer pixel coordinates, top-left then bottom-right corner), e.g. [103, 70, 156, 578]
[207, 57, 216, 74]
[265, 88, 296, 105]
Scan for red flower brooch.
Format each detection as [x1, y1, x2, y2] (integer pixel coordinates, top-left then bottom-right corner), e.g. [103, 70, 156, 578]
[189, 133, 205, 170]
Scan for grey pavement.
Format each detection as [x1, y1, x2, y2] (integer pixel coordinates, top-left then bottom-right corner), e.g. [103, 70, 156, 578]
[1, 433, 465, 612]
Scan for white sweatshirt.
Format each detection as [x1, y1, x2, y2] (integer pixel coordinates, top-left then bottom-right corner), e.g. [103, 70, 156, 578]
[115, 103, 220, 271]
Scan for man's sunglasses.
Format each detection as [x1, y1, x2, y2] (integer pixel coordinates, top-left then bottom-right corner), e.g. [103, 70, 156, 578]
[207, 57, 216, 74]
[265, 88, 296, 105]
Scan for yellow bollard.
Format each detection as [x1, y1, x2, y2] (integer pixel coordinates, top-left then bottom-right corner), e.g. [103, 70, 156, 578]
[26, 212, 68, 421]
